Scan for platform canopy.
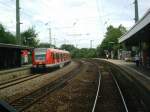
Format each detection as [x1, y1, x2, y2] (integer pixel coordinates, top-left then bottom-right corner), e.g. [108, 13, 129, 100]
[0, 43, 32, 49]
[119, 9, 150, 44]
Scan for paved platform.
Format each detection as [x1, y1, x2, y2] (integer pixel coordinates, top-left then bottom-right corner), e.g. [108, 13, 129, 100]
[0, 64, 31, 75]
[96, 58, 150, 111]
[105, 59, 150, 77]
[98, 59, 150, 90]
[95, 58, 150, 89]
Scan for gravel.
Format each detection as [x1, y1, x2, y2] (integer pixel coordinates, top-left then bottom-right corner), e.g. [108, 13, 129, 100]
[25, 61, 99, 112]
[0, 61, 78, 103]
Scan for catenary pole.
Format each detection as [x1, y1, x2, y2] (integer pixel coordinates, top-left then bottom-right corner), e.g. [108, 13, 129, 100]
[90, 40, 93, 48]
[134, 0, 139, 23]
[49, 28, 52, 48]
[16, 0, 21, 45]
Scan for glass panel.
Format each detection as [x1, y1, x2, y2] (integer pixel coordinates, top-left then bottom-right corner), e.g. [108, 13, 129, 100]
[34, 48, 46, 61]
[35, 54, 45, 60]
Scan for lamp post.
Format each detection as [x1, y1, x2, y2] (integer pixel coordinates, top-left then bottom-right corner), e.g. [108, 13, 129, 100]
[108, 42, 115, 59]
[90, 40, 94, 48]
[45, 22, 52, 48]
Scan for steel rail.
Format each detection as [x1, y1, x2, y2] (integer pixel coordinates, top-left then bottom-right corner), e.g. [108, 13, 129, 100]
[111, 73, 129, 112]
[0, 74, 43, 89]
[0, 62, 72, 89]
[10, 61, 83, 112]
[0, 75, 32, 86]
[91, 70, 101, 112]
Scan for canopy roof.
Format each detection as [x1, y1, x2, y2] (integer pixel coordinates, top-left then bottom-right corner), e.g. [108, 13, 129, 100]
[119, 9, 150, 43]
[0, 43, 33, 49]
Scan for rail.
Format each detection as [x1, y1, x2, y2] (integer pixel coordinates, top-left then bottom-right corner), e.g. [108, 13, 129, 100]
[91, 70, 101, 112]
[90, 59, 129, 112]
[111, 73, 129, 112]
[10, 61, 83, 112]
[94, 59, 149, 111]
[0, 74, 43, 89]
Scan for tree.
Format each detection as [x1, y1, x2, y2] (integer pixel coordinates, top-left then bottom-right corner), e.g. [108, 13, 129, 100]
[60, 44, 76, 52]
[97, 25, 127, 58]
[0, 24, 16, 44]
[21, 27, 39, 47]
[38, 43, 50, 48]
[60, 44, 97, 58]
[60, 44, 76, 58]
[38, 42, 56, 48]
[77, 48, 97, 58]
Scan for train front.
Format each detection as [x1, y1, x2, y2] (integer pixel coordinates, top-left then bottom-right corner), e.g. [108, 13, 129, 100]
[32, 48, 47, 68]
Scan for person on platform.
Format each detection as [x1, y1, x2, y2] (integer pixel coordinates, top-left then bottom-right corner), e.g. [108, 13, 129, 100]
[106, 53, 109, 60]
[135, 54, 140, 67]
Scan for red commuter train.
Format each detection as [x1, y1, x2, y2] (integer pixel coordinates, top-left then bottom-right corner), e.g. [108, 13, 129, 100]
[32, 48, 71, 69]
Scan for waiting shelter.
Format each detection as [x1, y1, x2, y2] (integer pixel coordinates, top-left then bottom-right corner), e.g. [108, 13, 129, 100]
[119, 9, 150, 67]
[0, 43, 31, 69]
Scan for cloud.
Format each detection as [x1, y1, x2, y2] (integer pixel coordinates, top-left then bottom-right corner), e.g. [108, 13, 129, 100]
[64, 0, 86, 8]
[0, 0, 149, 48]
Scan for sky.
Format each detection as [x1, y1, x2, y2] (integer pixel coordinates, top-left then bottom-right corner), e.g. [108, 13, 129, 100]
[0, 0, 149, 48]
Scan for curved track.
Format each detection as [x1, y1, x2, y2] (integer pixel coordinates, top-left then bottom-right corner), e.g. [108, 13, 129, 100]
[0, 63, 69, 90]
[10, 61, 83, 112]
[91, 60, 128, 112]
[0, 74, 45, 90]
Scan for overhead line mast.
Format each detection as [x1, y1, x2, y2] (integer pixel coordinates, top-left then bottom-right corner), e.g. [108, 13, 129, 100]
[16, 0, 21, 45]
[134, 0, 139, 23]
[49, 28, 52, 48]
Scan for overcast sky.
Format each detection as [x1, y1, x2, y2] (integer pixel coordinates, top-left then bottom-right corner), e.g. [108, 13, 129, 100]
[0, 0, 149, 48]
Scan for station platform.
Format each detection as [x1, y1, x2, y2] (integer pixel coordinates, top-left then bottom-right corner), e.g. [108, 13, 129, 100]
[106, 59, 150, 77]
[0, 64, 31, 75]
[96, 58, 150, 111]
[0, 64, 32, 84]
[97, 59, 150, 91]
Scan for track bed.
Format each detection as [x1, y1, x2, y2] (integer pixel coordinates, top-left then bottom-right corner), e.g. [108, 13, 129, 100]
[24, 60, 99, 112]
[95, 69, 125, 112]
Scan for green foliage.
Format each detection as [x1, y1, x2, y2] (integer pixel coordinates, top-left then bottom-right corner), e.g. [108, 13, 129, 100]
[38, 42, 56, 48]
[21, 27, 39, 47]
[60, 44, 97, 58]
[38, 43, 50, 48]
[60, 44, 76, 52]
[0, 24, 16, 44]
[97, 25, 127, 58]
[77, 48, 97, 58]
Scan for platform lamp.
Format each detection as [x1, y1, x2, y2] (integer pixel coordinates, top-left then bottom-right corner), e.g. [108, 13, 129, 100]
[108, 41, 115, 59]
[45, 22, 52, 48]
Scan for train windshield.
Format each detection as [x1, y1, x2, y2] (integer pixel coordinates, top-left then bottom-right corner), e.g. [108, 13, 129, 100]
[34, 49, 47, 61]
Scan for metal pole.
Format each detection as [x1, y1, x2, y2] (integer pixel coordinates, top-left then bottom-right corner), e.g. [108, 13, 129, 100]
[16, 0, 21, 45]
[90, 40, 93, 48]
[54, 38, 56, 47]
[49, 28, 51, 48]
[134, 0, 139, 23]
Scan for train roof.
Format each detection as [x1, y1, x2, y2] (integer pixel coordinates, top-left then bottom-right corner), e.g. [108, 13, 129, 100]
[48, 48, 70, 54]
[34, 48, 70, 54]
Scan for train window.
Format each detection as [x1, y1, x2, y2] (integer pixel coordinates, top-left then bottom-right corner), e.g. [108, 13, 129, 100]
[35, 54, 45, 61]
[56, 53, 59, 59]
[34, 49, 46, 61]
[58, 53, 60, 59]
[60, 54, 62, 59]
[51, 53, 53, 59]
[54, 53, 56, 59]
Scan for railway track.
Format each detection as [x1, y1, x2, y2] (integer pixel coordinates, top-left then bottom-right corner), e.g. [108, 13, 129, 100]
[0, 64, 68, 90]
[0, 74, 45, 90]
[9, 61, 83, 112]
[91, 62, 128, 112]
